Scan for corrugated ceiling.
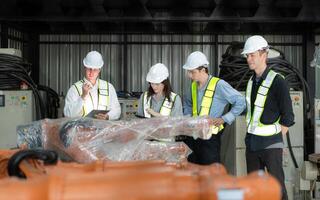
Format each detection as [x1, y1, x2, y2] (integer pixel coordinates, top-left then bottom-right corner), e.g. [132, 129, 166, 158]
[1, 0, 320, 33]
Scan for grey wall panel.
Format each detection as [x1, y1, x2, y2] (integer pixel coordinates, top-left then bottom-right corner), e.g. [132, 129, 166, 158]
[8, 39, 22, 51]
[48, 44, 60, 94]
[39, 34, 303, 99]
[127, 44, 145, 92]
[272, 45, 303, 72]
[315, 35, 320, 98]
[39, 34, 123, 96]
[8, 28, 23, 52]
[126, 34, 216, 97]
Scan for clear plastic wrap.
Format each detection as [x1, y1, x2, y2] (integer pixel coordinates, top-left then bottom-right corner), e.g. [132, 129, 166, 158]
[311, 44, 320, 68]
[17, 116, 214, 163]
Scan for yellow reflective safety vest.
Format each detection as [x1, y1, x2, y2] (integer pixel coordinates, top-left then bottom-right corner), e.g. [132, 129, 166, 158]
[191, 77, 224, 135]
[74, 79, 109, 117]
[143, 92, 177, 118]
[246, 70, 282, 136]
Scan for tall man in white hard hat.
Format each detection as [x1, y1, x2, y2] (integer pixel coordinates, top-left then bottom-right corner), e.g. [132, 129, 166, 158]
[242, 35, 294, 200]
[181, 51, 246, 165]
[64, 51, 121, 120]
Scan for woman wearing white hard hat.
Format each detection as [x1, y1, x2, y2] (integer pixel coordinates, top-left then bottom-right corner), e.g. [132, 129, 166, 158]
[64, 51, 121, 120]
[137, 63, 183, 118]
[180, 51, 246, 165]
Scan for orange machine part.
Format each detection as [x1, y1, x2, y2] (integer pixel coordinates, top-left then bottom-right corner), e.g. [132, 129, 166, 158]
[0, 162, 281, 200]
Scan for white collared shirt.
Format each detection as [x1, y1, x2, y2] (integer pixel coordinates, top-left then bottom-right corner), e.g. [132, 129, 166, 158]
[64, 78, 121, 120]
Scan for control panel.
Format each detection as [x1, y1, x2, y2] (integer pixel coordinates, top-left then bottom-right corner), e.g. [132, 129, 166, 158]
[118, 98, 139, 120]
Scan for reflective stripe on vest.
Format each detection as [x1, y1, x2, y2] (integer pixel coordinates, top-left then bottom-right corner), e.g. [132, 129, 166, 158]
[246, 70, 281, 136]
[143, 92, 177, 118]
[191, 77, 224, 135]
[74, 79, 109, 117]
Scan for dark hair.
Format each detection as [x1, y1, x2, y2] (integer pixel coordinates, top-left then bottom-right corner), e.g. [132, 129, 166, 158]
[196, 66, 209, 74]
[147, 78, 173, 102]
[258, 49, 268, 56]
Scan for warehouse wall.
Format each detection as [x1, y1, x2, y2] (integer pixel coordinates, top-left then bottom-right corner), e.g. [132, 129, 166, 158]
[8, 28, 23, 52]
[0, 26, 24, 53]
[39, 35, 124, 97]
[315, 35, 320, 98]
[39, 34, 303, 98]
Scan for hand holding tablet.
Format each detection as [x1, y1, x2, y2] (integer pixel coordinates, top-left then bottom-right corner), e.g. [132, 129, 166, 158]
[86, 110, 110, 120]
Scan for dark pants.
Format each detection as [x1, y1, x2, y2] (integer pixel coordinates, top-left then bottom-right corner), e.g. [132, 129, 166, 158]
[246, 148, 288, 200]
[182, 133, 221, 165]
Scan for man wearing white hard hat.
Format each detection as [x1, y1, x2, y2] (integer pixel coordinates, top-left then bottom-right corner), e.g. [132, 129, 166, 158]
[137, 63, 183, 118]
[64, 51, 121, 120]
[181, 51, 245, 165]
[242, 36, 294, 200]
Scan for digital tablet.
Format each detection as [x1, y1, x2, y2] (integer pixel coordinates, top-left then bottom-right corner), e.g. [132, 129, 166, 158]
[86, 110, 110, 118]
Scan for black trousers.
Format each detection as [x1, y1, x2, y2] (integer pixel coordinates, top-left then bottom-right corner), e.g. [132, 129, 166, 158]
[182, 133, 221, 165]
[246, 148, 288, 200]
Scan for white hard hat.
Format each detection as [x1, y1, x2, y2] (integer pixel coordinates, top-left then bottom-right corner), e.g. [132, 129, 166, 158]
[182, 51, 209, 70]
[83, 51, 104, 69]
[146, 63, 169, 83]
[241, 35, 269, 55]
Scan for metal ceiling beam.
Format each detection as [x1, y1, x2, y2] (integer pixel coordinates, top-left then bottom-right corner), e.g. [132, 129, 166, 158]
[42, 0, 63, 15]
[88, 0, 107, 16]
[136, 0, 157, 31]
[138, 0, 151, 17]
[2, 16, 317, 22]
[60, 0, 90, 16]
[254, 0, 280, 18]
[83, 0, 107, 32]
[188, 12, 208, 32]
[275, 0, 301, 18]
[210, 0, 238, 18]
[297, 0, 320, 21]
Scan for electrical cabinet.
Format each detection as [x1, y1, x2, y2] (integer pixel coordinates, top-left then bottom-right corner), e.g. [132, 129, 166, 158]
[0, 90, 34, 149]
[118, 98, 139, 120]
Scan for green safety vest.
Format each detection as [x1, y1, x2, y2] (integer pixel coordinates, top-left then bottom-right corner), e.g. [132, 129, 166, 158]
[191, 77, 224, 135]
[74, 79, 109, 117]
[143, 92, 177, 118]
[246, 70, 282, 136]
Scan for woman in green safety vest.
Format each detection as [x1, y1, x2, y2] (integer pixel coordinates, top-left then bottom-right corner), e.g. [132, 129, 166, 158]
[137, 63, 183, 118]
[181, 51, 246, 165]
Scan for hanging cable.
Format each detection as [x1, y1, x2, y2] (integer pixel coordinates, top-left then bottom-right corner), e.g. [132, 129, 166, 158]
[38, 85, 60, 119]
[219, 42, 311, 119]
[0, 53, 59, 119]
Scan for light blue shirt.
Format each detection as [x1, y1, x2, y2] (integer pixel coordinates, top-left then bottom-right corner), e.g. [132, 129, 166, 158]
[183, 75, 246, 125]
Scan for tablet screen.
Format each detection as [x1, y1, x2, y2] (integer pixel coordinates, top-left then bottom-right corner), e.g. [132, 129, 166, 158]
[86, 110, 110, 118]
